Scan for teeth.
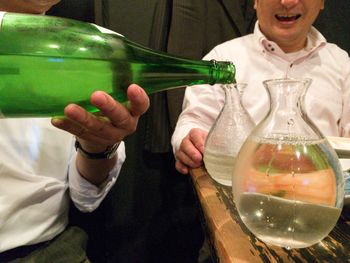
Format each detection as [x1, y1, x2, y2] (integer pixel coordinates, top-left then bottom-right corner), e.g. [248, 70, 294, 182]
[275, 14, 301, 21]
[277, 14, 296, 18]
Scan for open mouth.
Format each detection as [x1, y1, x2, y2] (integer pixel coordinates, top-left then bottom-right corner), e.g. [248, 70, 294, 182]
[275, 14, 301, 22]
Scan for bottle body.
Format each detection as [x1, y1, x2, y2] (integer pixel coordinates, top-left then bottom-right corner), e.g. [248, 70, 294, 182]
[0, 12, 235, 117]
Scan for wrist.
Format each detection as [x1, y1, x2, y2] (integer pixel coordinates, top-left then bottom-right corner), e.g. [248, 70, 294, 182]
[75, 140, 120, 159]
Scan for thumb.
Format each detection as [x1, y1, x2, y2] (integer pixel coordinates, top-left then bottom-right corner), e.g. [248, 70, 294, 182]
[126, 84, 150, 117]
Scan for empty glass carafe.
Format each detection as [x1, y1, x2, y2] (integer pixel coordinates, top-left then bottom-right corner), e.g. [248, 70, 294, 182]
[204, 83, 255, 186]
[232, 78, 344, 249]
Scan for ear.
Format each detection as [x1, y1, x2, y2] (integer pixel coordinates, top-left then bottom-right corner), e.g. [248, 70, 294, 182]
[254, 0, 258, 10]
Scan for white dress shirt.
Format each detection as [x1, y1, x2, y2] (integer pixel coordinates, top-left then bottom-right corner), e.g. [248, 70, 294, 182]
[172, 22, 350, 153]
[0, 118, 125, 252]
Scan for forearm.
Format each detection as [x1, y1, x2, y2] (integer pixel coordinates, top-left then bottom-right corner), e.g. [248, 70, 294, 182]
[76, 154, 117, 186]
[68, 142, 125, 212]
[74, 138, 121, 186]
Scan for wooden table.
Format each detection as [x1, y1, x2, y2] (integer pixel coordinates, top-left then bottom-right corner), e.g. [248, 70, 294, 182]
[190, 167, 350, 263]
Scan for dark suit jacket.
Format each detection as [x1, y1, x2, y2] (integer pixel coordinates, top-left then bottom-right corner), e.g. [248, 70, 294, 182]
[53, 1, 256, 262]
[168, 0, 255, 122]
[47, 0, 94, 22]
[147, 0, 256, 152]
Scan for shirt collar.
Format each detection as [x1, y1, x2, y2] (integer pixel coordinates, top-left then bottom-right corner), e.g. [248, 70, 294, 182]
[253, 21, 326, 61]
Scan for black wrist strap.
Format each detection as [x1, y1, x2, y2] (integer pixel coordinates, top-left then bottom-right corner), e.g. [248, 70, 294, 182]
[75, 140, 120, 159]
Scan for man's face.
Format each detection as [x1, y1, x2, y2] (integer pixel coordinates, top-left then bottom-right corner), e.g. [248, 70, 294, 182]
[0, 0, 61, 14]
[254, 0, 325, 52]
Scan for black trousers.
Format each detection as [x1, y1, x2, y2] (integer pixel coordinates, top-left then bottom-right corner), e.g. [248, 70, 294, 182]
[70, 149, 205, 263]
[0, 227, 89, 263]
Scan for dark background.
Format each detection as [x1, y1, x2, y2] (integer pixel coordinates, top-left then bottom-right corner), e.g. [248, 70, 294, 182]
[48, 0, 350, 52]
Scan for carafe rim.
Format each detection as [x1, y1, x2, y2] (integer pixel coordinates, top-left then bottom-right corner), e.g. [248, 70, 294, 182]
[263, 77, 312, 87]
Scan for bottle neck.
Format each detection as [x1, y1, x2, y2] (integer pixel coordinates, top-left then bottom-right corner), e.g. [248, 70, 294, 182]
[267, 82, 302, 117]
[210, 60, 236, 85]
[223, 83, 246, 112]
[262, 78, 319, 139]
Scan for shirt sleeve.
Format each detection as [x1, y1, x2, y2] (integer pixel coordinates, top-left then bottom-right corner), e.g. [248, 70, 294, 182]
[68, 141, 126, 212]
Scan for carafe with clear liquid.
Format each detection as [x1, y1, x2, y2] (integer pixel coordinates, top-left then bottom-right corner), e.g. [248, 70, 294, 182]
[204, 83, 255, 186]
[232, 78, 344, 249]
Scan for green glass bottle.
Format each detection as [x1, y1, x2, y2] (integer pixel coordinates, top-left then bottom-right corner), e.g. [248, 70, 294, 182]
[0, 12, 235, 117]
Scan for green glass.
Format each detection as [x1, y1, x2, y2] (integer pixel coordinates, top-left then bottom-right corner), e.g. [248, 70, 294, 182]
[0, 12, 235, 117]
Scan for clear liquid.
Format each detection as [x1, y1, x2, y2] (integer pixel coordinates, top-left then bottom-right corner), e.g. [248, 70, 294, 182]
[203, 149, 235, 186]
[233, 137, 344, 248]
[238, 192, 341, 248]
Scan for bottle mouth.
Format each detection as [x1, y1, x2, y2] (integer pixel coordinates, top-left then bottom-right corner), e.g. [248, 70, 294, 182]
[211, 60, 236, 85]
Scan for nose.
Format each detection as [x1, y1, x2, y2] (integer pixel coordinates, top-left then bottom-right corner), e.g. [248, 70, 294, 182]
[280, 0, 299, 8]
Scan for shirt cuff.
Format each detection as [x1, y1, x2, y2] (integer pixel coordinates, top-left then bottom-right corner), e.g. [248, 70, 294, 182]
[68, 141, 126, 212]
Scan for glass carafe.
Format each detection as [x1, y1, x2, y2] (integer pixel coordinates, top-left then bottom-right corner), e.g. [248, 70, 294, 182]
[232, 78, 344, 249]
[204, 83, 255, 186]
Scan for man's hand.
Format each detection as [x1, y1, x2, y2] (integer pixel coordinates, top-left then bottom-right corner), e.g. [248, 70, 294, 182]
[51, 84, 149, 185]
[5, 0, 62, 14]
[175, 128, 208, 174]
[52, 84, 149, 151]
